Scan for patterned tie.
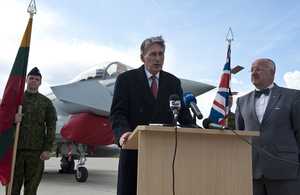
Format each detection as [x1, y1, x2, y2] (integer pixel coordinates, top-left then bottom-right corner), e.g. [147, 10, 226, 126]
[255, 88, 270, 98]
[150, 75, 157, 100]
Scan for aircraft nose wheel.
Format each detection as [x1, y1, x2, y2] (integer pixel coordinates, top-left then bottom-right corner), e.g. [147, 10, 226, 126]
[75, 166, 88, 182]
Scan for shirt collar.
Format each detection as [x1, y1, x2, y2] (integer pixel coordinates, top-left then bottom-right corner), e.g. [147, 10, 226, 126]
[144, 67, 160, 79]
[255, 83, 274, 91]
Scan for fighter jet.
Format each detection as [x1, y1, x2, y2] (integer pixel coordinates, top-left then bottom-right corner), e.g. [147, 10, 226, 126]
[48, 61, 215, 182]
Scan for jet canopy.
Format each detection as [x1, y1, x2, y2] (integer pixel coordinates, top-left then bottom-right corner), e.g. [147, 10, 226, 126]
[70, 62, 134, 83]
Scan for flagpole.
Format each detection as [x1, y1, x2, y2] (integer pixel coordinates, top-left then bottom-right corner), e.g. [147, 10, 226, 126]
[7, 106, 22, 195]
[7, 1, 36, 194]
[224, 27, 234, 127]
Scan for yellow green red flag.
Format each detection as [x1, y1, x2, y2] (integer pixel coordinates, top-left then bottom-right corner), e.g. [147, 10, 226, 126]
[0, 18, 32, 186]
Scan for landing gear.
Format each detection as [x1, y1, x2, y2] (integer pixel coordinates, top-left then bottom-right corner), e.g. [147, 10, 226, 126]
[75, 167, 88, 182]
[60, 156, 75, 173]
[74, 143, 88, 182]
[57, 142, 89, 182]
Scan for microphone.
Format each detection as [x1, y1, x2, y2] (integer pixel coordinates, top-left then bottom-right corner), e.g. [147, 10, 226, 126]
[183, 92, 203, 119]
[202, 118, 230, 130]
[169, 94, 181, 120]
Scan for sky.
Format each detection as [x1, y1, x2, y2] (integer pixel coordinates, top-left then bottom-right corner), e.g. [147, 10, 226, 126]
[1, 0, 300, 127]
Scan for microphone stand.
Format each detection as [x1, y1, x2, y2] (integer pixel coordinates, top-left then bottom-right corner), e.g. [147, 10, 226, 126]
[192, 114, 197, 126]
[191, 113, 201, 128]
[172, 115, 178, 195]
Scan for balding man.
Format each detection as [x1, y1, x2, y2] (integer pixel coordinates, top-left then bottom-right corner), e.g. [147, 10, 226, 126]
[235, 58, 300, 195]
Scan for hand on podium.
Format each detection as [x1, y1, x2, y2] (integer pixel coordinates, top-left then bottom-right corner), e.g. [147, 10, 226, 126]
[120, 132, 132, 146]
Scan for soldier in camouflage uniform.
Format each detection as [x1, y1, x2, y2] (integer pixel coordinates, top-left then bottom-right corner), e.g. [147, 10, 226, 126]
[227, 88, 236, 130]
[6, 67, 57, 195]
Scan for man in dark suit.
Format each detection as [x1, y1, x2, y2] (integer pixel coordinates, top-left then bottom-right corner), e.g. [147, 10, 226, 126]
[109, 36, 193, 195]
[235, 58, 300, 195]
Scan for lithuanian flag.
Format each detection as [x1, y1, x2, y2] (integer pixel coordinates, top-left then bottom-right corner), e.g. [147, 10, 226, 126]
[0, 17, 32, 186]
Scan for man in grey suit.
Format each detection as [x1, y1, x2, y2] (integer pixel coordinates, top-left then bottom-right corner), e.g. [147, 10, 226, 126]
[110, 36, 193, 195]
[235, 58, 300, 195]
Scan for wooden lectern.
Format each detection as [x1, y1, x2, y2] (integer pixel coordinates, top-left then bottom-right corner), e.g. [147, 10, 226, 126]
[123, 125, 259, 195]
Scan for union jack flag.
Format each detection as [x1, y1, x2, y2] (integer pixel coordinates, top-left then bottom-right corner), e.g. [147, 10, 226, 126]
[209, 43, 231, 125]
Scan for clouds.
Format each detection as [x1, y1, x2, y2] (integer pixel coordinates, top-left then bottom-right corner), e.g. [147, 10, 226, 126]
[27, 37, 144, 96]
[1, 0, 300, 126]
[231, 78, 243, 85]
[284, 71, 300, 90]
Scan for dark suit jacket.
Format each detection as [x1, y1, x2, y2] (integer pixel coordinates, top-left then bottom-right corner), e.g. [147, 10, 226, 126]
[109, 65, 192, 194]
[235, 83, 300, 180]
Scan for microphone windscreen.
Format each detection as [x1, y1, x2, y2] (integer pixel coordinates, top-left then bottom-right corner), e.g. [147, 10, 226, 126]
[202, 118, 214, 129]
[169, 94, 180, 101]
[183, 92, 197, 108]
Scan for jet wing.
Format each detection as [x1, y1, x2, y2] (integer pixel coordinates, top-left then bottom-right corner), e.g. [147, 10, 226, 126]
[180, 78, 215, 97]
[51, 80, 113, 116]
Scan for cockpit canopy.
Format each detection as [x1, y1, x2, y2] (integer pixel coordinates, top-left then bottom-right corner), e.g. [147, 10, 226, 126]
[70, 62, 134, 83]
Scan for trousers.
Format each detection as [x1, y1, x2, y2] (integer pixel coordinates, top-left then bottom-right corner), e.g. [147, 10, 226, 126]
[6, 150, 44, 195]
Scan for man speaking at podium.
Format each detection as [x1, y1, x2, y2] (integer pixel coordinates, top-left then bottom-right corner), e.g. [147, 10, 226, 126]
[110, 36, 192, 195]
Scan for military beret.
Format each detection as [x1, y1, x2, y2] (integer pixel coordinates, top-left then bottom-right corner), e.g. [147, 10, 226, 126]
[28, 67, 42, 77]
[229, 88, 232, 96]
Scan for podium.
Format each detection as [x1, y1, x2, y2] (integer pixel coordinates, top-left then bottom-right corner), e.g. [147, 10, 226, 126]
[123, 125, 259, 195]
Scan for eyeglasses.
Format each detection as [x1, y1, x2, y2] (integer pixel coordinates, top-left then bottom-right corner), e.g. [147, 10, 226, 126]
[248, 68, 274, 73]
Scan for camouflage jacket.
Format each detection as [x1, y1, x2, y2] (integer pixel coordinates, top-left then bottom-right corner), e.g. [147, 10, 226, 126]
[16, 90, 57, 151]
[228, 110, 236, 130]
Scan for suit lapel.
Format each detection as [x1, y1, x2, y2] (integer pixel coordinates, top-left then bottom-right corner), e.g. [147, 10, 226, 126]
[132, 66, 156, 109]
[249, 91, 260, 124]
[132, 67, 173, 122]
[261, 84, 281, 123]
[150, 71, 172, 121]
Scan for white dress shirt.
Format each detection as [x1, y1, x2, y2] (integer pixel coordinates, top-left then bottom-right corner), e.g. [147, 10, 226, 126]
[255, 83, 274, 123]
[144, 68, 159, 89]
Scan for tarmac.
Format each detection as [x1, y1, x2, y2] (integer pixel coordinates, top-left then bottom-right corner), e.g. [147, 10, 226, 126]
[1, 157, 119, 195]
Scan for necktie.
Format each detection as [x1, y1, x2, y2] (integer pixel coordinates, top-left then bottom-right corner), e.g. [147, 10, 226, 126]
[255, 88, 270, 98]
[150, 75, 157, 100]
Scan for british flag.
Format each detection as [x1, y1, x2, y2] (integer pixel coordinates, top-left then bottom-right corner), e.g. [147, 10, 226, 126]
[209, 43, 231, 125]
